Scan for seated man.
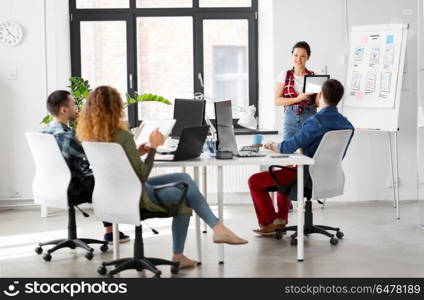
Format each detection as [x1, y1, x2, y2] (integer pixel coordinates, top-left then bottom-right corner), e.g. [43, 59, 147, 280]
[41, 90, 129, 244]
[249, 79, 354, 235]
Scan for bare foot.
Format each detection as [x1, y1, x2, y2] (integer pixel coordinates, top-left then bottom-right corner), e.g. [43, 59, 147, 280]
[172, 254, 197, 269]
[212, 222, 248, 245]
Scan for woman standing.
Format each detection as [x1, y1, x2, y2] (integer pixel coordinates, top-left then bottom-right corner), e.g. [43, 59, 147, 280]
[275, 41, 316, 141]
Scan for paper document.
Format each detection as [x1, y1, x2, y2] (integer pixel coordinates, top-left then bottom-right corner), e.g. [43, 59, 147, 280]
[134, 119, 176, 146]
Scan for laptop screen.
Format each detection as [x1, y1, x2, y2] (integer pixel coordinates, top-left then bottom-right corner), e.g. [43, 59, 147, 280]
[214, 100, 238, 153]
[171, 99, 206, 138]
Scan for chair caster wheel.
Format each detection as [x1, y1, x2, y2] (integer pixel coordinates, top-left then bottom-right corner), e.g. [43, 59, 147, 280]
[336, 231, 344, 239]
[97, 266, 107, 275]
[100, 244, 109, 252]
[290, 238, 298, 246]
[330, 237, 338, 245]
[274, 230, 284, 240]
[43, 253, 52, 262]
[171, 266, 179, 275]
[35, 247, 43, 255]
[85, 252, 94, 260]
[153, 271, 162, 278]
[136, 264, 143, 272]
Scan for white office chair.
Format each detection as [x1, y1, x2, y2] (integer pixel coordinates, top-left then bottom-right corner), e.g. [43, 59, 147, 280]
[25, 133, 108, 261]
[270, 129, 354, 245]
[82, 141, 187, 277]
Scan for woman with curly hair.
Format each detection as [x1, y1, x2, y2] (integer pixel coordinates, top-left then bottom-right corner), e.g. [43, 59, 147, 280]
[77, 86, 247, 269]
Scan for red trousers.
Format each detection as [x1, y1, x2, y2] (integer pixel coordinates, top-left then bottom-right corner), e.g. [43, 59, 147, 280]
[248, 168, 297, 226]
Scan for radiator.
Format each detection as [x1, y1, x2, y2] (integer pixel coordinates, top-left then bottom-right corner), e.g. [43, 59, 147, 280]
[151, 165, 260, 193]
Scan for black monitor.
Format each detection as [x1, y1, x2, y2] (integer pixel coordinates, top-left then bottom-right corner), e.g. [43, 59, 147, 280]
[214, 100, 238, 153]
[171, 99, 206, 138]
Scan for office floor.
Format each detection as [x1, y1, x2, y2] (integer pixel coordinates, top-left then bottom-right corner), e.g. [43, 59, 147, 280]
[1, 199, 423, 278]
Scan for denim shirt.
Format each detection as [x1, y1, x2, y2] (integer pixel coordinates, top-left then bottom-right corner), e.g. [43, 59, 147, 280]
[279, 106, 354, 158]
[41, 120, 92, 179]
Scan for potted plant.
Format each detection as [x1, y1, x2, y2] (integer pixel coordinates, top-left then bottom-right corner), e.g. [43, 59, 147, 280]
[41, 77, 172, 127]
[40, 77, 91, 128]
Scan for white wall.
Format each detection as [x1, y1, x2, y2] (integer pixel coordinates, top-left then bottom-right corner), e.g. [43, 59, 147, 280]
[258, 0, 275, 130]
[0, 0, 70, 202]
[272, 0, 419, 201]
[272, 0, 346, 132]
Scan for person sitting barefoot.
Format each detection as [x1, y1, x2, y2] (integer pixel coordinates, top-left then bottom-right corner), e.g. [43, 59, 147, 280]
[76, 86, 248, 268]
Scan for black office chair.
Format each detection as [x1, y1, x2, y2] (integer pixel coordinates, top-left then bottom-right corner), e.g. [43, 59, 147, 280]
[268, 130, 353, 246]
[26, 133, 108, 262]
[35, 197, 109, 261]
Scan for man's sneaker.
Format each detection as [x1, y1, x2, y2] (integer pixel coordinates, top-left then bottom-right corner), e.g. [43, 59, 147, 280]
[104, 231, 130, 244]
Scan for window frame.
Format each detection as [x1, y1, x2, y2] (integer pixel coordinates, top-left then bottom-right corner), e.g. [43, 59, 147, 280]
[69, 0, 258, 128]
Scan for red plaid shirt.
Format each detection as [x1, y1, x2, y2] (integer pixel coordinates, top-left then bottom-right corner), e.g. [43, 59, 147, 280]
[282, 68, 315, 115]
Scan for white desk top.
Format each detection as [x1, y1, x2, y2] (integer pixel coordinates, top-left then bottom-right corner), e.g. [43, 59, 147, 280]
[153, 152, 314, 167]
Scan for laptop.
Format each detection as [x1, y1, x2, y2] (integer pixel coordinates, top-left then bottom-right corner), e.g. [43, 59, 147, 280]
[214, 101, 265, 158]
[155, 125, 209, 161]
[171, 99, 206, 139]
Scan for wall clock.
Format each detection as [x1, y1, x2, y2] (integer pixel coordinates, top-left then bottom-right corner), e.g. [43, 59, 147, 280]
[0, 22, 23, 46]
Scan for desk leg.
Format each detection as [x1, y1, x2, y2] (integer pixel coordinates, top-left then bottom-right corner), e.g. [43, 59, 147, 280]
[217, 165, 224, 264]
[113, 223, 120, 260]
[297, 165, 304, 262]
[41, 206, 48, 218]
[193, 167, 202, 264]
[202, 166, 208, 234]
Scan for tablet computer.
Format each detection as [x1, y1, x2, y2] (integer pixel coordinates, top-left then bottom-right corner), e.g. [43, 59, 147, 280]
[303, 75, 330, 94]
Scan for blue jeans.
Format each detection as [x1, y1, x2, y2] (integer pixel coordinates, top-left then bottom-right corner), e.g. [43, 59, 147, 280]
[282, 105, 316, 141]
[144, 173, 219, 254]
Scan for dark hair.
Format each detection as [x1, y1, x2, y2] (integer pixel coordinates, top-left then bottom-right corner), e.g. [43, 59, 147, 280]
[46, 90, 71, 116]
[291, 41, 311, 57]
[321, 79, 344, 106]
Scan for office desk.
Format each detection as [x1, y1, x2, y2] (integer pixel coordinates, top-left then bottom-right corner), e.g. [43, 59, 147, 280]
[153, 153, 314, 262]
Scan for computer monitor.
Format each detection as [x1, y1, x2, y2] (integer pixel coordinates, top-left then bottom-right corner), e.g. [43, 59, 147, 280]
[171, 99, 206, 138]
[214, 100, 238, 153]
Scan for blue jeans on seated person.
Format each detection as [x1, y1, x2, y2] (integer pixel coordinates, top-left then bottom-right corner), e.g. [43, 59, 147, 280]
[282, 105, 316, 141]
[144, 173, 219, 254]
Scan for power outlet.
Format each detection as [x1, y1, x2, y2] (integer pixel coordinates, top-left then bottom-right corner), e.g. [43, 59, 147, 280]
[11, 191, 21, 198]
[6, 68, 18, 80]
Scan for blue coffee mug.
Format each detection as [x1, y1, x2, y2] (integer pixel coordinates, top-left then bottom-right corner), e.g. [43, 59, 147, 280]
[252, 134, 263, 145]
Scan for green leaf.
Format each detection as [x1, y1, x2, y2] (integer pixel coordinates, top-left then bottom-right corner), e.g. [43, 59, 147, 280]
[133, 93, 171, 105]
[40, 114, 53, 124]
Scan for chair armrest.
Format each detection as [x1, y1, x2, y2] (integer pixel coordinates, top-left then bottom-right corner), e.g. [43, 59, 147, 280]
[152, 182, 189, 217]
[268, 165, 297, 195]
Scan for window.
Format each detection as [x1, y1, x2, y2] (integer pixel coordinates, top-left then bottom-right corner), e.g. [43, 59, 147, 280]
[77, 0, 129, 9]
[203, 19, 249, 118]
[137, 17, 193, 120]
[137, 0, 192, 8]
[69, 0, 258, 127]
[80, 21, 128, 100]
[199, 0, 251, 7]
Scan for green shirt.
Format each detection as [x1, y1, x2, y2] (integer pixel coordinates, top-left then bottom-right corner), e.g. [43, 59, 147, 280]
[112, 130, 192, 215]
